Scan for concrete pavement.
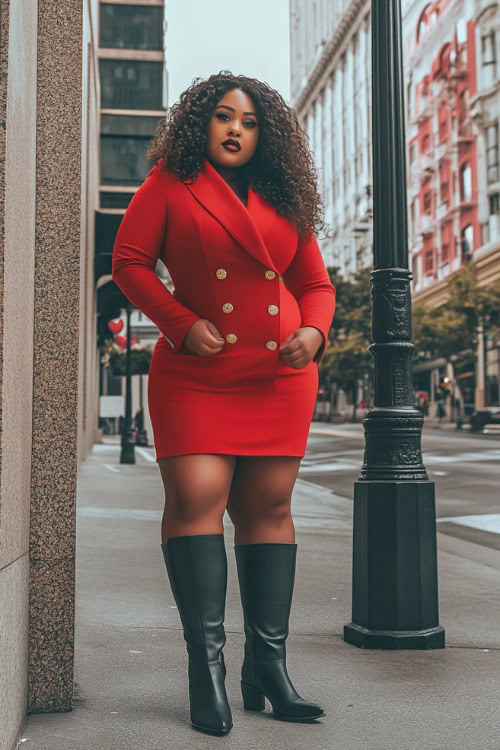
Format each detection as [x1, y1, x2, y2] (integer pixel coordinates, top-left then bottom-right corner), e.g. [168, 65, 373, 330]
[19, 433, 500, 750]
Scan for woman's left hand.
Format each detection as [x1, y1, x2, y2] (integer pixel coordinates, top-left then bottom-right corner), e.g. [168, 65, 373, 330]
[279, 327, 324, 369]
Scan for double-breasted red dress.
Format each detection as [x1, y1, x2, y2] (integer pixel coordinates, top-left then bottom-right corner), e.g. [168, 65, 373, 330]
[111, 156, 336, 461]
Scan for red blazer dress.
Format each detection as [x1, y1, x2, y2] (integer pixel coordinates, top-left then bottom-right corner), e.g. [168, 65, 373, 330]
[111, 156, 336, 460]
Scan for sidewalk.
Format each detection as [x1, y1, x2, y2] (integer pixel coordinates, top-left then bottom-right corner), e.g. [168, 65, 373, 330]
[19, 438, 500, 750]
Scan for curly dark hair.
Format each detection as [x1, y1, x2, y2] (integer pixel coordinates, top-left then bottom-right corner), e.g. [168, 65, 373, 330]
[145, 71, 325, 240]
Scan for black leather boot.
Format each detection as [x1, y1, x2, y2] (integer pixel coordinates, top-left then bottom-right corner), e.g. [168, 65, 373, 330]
[161, 534, 233, 735]
[235, 542, 325, 722]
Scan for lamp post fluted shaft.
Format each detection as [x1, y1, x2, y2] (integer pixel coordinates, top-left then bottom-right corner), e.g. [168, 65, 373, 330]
[343, 0, 445, 649]
[120, 300, 136, 464]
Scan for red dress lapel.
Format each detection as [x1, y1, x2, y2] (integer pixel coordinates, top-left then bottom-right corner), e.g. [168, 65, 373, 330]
[183, 157, 280, 272]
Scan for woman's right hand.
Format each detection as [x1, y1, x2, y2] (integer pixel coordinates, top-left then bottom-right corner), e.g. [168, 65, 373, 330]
[184, 319, 225, 356]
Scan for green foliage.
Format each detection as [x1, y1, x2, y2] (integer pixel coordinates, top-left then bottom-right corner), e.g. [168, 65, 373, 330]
[108, 346, 153, 376]
[321, 261, 500, 391]
[320, 266, 373, 394]
[413, 261, 500, 361]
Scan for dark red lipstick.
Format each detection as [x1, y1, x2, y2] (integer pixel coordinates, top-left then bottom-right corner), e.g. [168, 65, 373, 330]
[222, 138, 241, 152]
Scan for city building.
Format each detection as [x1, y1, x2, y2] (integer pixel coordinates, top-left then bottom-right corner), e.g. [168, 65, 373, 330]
[403, 0, 499, 409]
[289, 0, 373, 276]
[95, 0, 168, 445]
[289, 0, 499, 410]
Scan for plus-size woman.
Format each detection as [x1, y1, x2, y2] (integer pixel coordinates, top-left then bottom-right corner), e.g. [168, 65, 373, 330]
[112, 71, 336, 736]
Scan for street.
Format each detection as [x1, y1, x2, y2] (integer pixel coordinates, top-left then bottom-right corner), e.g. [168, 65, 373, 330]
[303, 423, 500, 552]
[20, 424, 500, 750]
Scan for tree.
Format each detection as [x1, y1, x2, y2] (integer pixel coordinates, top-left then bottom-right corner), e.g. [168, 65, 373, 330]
[412, 261, 500, 416]
[321, 266, 373, 420]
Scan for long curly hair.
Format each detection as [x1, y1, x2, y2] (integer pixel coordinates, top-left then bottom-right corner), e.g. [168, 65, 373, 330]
[145, 71, 325, 240]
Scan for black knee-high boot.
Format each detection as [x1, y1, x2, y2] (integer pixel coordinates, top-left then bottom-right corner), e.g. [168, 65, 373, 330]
[161, 534, 233, 735]
[234, 542, 325, 721]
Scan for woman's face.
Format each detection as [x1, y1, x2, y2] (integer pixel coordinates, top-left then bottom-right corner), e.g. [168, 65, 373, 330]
[206, 88, 259, 169]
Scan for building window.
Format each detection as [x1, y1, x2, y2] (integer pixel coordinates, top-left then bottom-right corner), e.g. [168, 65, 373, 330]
[422, 132, 431, 152]
[459, 162, 472, 201]
[457, 91, 466, 123]
[412, 255, 419, 286]
[423, 190, 433, 214]
[416, 4, 432, 42]
[442, 243, 450, 261]
[438, 115, 448, 142]
[100, 59, 164, 110]
[424, 249, 433, 273]
[100, 115, 162, 185]
[490, 193, 499, 216]
[100, 192, 134, 209]
[100, 3, 164, 50]
[481, 30, 497, 87]
[486, 122, 499, 184]
[461, 224, 474, 260]
[441, 181, 449, 204]
[456, 18, 467, 46]
[407, 81, 414, 120]
[409, 143, 416, 169]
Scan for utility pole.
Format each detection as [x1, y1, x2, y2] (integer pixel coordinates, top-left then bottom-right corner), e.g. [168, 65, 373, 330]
[343, 0, 445, 649]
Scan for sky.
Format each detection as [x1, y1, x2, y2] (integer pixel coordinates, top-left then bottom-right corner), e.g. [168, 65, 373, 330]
[165, 0, 291, 108]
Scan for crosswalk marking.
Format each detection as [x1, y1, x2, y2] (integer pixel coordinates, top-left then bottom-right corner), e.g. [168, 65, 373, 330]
[437, 514, 500, 535]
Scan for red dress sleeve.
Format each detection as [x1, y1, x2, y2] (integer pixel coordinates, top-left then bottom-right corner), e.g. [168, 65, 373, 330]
[281, 229, 336, 365]
[111, 163, 201, 352]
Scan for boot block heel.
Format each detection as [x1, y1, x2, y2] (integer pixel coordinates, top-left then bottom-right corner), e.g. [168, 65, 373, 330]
[241, 681, 265, 711]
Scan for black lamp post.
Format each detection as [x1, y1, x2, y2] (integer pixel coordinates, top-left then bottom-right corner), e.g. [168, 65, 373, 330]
[343, 0, 445, 649]
[120, 299, 136, 464]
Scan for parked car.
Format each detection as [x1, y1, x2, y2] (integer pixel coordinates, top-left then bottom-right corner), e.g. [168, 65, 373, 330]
[469, 406, 500, 433]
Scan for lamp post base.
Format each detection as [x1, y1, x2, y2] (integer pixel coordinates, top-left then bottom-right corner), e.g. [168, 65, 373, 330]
[344, 623, 445, 649]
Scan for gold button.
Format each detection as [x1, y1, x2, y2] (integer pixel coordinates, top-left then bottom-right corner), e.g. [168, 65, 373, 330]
[216, 268, 228, 279]
[164, 334, 175, 348]
[265, 270, 276, 279]
[266, 340, 277, 350]
[222, 303, 234, 313]
[267, 304, 278, 315]
[226, 333, 237, 343]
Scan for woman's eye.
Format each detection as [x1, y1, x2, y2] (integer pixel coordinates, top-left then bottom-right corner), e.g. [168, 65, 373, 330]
[215, 113, 257, 128]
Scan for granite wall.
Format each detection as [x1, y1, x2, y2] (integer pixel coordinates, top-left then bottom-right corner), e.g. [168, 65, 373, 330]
[28, 0, 83, 713]
[0, 0, 83, 746]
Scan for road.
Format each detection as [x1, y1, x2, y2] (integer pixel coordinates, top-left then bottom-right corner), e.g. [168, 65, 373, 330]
[301, 422, 500, 554]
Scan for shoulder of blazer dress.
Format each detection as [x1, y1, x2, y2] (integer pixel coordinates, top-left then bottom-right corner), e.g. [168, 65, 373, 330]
[155, 157, 181, 187]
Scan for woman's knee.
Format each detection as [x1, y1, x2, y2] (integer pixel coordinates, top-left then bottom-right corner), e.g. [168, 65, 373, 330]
[159, 454, 236, 524]
[226, 456, 299, 526]
[229, 493, 292, 526]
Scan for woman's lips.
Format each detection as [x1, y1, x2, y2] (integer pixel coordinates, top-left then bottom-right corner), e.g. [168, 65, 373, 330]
[222, 142, 240, 152]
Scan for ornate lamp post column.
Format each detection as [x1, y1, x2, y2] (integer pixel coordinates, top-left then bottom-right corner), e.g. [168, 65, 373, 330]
[120, 299, 136, 464]
[343, 0, 445, 649]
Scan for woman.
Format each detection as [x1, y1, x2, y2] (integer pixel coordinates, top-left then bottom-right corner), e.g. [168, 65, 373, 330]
[112, 71, 336, 736]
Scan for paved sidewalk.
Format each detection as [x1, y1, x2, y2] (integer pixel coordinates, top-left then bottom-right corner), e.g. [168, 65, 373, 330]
[19, 437, 500, 750]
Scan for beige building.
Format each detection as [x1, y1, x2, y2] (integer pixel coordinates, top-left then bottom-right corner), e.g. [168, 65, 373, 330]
[0, 1, 166, 748]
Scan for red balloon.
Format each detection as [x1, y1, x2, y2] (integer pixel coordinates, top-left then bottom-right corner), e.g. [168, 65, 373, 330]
[115, 335, 127, 348]
[131, 337, 140, 345]
[108, 319, 124, 334]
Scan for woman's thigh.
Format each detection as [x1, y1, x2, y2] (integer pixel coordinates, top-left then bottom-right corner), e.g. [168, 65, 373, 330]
[226, 455, 302, 520]
[158, 453, 237, 526]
